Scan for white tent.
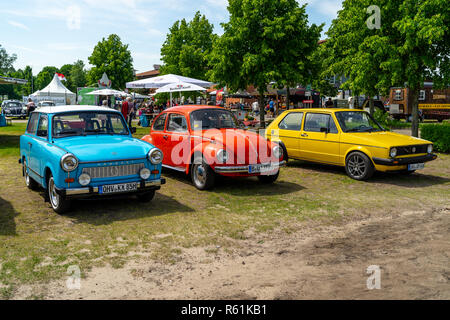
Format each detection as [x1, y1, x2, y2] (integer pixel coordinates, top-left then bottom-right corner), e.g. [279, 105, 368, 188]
[126, 73, 213, 89]
[30, 74, 76, 105]
[155, 81, 207, 107]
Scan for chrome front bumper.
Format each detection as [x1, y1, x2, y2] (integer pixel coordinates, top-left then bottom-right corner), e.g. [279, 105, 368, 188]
[59, 179, 165, 197]
[214, 161, 286, 174]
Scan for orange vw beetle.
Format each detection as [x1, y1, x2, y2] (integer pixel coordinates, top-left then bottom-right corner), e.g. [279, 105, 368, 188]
[141, 105, 285, 190]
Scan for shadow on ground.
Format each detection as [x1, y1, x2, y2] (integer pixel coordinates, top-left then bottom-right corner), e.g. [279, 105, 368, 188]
[161, 167, 305, 196]
[65, 193, 195, 225]
[0, 196, 19, 236]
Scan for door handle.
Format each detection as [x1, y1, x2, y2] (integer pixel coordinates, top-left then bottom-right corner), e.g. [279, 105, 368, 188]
[301, 133, 308, 137]
[163, 135, 168, 140]
[28, 142, 33, 147]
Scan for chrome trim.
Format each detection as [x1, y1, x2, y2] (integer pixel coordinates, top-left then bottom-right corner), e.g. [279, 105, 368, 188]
[214, 161, 286, 173]
[66, 187, 99, 196]
[79, 157, 147, 164]
[144, 179, 163, 187]
[82, 163, 145, 179]
[162, 164, 186, 172]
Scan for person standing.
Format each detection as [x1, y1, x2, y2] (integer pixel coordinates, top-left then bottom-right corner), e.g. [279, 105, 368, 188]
[121, 97, 129, 123]
[128, 98, 135, 128]
[325, 98, 334, 108]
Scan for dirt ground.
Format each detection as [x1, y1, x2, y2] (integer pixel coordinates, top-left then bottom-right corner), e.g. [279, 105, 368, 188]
[15, 206, 449, 300]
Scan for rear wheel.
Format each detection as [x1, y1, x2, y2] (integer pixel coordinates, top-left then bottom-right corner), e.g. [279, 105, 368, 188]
[23, 159, 38, 190]
[257, 170, 279, 184]
[48, 175, 71, 214]
[191, 156, 215, 190]
[136, 190, 156, 202]
[345, 152, 374, 181]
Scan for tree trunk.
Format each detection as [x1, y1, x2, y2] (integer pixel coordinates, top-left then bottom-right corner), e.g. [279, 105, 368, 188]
[368, 96, 374, 117]
[286, 86, 290, 112]
[259, 89, 266, 129]
[410, 89, 419, 137]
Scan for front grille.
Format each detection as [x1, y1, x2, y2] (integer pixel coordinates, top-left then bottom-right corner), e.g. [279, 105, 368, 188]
[396, 145, 428, 156]
[82, 163, 145, 179]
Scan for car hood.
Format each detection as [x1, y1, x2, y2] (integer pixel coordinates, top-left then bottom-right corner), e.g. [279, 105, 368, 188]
[53, 135, 154, 162]
[201, 128, 277, 163]
[341, 131, 431, 148]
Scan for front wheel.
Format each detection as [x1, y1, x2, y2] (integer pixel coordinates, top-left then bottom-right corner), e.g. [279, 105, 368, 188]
[257, 170, 280, 184]
[136, 190, 156, 202]
[345, 152, 374, 181]
[191, 157, 215, 190]
[48, 175, 71, 214]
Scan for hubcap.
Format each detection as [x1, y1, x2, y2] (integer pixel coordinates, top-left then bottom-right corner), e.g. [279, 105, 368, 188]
[194, 164, 206, 186]
[24, 163, 30, 186]
[49, 178, 59, 208]
[348, 155, 366, 179]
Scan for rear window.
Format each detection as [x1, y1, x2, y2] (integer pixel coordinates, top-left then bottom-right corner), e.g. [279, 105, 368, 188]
[26, 113, 39, 134]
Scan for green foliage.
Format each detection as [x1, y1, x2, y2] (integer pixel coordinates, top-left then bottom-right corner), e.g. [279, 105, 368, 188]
[420, 123, 450, 153]
[35, 66, 59, 90]
[87, 34, 134, 89]
[373, 108, 411, 129]
[0, 44, 17, 74]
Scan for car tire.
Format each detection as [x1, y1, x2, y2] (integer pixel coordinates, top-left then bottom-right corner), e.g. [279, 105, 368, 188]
[23, 159, 39, 190]
[277, 142, 288, 163]
[136, 190, 156, 202]
[345, 152, 374, 181]
[191, 156, 215, 190]
[257, 170, 280, 184]
[48, 174, 71, 214]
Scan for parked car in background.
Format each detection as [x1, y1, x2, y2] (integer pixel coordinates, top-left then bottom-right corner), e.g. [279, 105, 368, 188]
[142, 105, 285, 190]
[37, 101, 56, 108]
[266, 109, 437, 180]
[19, 105, 165, 213]
[1, 100, 28, 119]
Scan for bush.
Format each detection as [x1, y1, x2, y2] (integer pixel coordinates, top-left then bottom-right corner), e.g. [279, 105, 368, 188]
[420, 123, 450, 153]
[373, 109, 411, 130]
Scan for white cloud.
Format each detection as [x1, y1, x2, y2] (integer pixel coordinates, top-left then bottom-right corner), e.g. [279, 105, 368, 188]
[7, 20, 30, 30]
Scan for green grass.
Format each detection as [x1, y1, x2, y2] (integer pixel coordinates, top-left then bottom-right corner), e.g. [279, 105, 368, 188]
[1, 121, 449, 297]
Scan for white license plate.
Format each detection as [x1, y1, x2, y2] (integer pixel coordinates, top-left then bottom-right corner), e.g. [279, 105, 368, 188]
[100, 182, 138, 194]
[408, 163, 424, 171]
[249, 164, 276, 174]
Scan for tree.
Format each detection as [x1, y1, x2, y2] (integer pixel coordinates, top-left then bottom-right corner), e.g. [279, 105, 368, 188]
[208, 0, 321, 127]
[87, 34, 134, 89]
[0, 44, 17, 74]
[35, 66, 59, 91]
[70, 60, 87, 91]
[325, 0, 449, 137]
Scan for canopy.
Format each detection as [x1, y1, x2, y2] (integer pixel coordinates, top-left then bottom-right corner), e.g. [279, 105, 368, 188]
[126, 73, 213, 89]
[0, 76, 27, 85]
[30, 74, 76, 105]
[155, 81, 207, 94]
[87, 89, 126, 96]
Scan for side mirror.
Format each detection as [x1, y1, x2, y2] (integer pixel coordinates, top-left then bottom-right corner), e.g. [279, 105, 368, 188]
[320, 127, 329, 133]
[131, 127, 137, 134]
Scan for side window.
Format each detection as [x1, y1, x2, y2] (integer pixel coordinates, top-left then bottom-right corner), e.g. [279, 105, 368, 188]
[167, 113, 187, 132]
[152, 113, 167, 131]
[278, 112, 303, 131]
[304, 113, 338, 133]
[37, 115, 48, 138]
[26, 113, 39, 134]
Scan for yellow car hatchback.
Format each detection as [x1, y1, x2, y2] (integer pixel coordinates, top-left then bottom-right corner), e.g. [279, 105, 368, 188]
[266, 109, 437, 180]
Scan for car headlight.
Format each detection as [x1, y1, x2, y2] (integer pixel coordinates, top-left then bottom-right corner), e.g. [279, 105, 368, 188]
[140, 168, 151, 180]
[272, 145, 282, 159]
[148, 148, 163, 165]
[78, 173, 91, 186]
[427, 144, 433, 154]
[216, 149, 229, 163]
[60, 153, 79, 172]
[390, 147, 397, 158]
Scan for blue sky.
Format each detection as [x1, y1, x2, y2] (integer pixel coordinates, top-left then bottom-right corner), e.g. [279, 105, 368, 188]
[1, 0, 342, 75]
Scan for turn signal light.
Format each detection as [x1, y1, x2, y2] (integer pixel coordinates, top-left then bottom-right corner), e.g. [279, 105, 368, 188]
[151, 170, 159, 174]
[65, 178, 75, 183]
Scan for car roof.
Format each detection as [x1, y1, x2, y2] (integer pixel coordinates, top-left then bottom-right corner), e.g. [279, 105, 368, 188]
[35, 105, 120, 114]
[162, 105, 226, 115]
[285, 108, 366, 113]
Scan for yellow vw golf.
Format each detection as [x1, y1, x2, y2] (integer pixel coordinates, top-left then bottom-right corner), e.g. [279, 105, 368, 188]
[266, 109, 437, 180]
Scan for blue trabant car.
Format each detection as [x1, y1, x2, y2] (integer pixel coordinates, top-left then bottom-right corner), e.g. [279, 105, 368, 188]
[19, 105, 165, 213]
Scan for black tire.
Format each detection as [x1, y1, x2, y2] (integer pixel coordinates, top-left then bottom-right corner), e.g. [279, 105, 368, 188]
[23, 159, 39, 190]
[257, 170, 280, 184]
[277, 142, 288, 163]
[136, 190, 156, 202]
[191, 156, 215, 190]
[48, 174, 71, 214]
[345, 152, 375, 181]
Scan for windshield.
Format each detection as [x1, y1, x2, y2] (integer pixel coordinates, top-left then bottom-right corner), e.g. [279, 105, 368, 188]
[41, 102, 55, 106]
[190, 109, 238, 130]
[6, 102, 22, 108]
[335, 111, 385, 133]
[52, 112, 129, 138]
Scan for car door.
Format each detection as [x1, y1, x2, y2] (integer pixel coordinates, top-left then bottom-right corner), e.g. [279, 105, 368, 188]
[272, 112, 304, 159]
[24, 113, 40, 180]
[34, 114, 50, 179]
[164, 113, 190, 168]
[150, 113, 168, 164]
[299, 112, 341, 164]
